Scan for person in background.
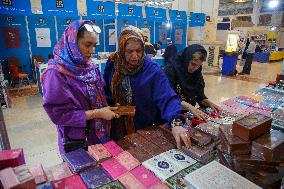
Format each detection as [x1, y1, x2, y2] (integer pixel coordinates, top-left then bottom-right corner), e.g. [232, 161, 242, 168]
[104, 26, 191, 149]
[241, 37, 250, 66]
[41, 20, 119, 154]
[240, 36, 256, 75]
[163, 38, 178, 65]
[143, 36, 156, 57]
[165, 44, 222, 121]
[255, 42, 262, 53]
[153, 41, 162, 51]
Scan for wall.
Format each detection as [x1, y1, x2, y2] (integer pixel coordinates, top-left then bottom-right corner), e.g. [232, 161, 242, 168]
[28, 15, 57, 61]
[0, 15, 32, 78]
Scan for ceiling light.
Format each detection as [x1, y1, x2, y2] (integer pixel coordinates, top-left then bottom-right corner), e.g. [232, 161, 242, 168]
[234, 0, 246, 2]
[268, 0, 279, 8]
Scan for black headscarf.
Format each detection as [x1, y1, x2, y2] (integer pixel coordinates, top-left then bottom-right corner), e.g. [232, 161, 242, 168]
[164, 44, 208, 106]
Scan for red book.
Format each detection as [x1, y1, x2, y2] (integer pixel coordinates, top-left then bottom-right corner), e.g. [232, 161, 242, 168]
[51, 174, 87, 189]
[0, 148, 25, 170]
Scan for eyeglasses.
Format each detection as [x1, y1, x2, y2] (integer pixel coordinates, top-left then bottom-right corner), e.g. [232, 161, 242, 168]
[82, 24, 101, 34]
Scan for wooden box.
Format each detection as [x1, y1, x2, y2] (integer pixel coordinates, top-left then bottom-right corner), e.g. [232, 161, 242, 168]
[188, 127, 212, 147]
[113, 106, 135, 116]
[195, 122, 220, 141]
[251, 129, 284, 161]
[181, 145, 213, 164]
[219, 125, 251, 155]
[232, 113, 272, 141]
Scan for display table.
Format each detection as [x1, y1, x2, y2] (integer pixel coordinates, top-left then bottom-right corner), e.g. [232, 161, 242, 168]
[222, 52, 238, 76]
[269, 51, 284, 61]
[253, 52, 270, 63]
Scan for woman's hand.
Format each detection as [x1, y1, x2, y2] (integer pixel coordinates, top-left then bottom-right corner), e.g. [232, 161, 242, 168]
[86, 106, 119, 120]
[96, 106, 120, 120]
[172, 126, 191, 149]
[188, 105, 207, 121]
[201, 99, 222, 112]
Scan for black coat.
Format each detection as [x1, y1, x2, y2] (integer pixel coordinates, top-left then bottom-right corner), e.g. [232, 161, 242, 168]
[164, 44, 208, 106]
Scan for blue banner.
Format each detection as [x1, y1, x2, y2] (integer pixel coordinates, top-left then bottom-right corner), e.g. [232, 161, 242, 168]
[118, 3, 142, 20]
[87, 0, 115, 19]
[145, 6, 166, 22]
[41, 0, 78, 16]
[189, 12, 206, 27]
[169, 10, 187, 23]
[0, 0, 31, 15]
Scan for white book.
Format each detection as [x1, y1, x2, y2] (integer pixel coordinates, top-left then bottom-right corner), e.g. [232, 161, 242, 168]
[142, 154, 183, 181]
[160, 149, 197, 169]
[184, 161, 261, 189]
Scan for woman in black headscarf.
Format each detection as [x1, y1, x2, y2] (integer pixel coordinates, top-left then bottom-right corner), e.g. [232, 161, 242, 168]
[164, 44, 221, 120]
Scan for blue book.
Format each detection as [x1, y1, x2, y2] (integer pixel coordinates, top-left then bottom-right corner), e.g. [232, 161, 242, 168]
[80, 167, 113, 188]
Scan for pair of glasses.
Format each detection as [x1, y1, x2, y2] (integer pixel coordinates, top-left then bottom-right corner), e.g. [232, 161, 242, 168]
[82, 24, 101, 34]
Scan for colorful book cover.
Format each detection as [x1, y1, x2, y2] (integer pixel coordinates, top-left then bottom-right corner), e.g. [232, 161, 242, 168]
[104, 141, 124, 157]
[166, 162, 203, 189]
[130, 165, 160, 188]
[80, 167, 113, 188]
[88, 144, 112, 161]
[62, 148, 97, 173]
[96, 180, 126, 189]
[160, 149, 197, 169]
[51, 174, 87, 189]
[101, 158, 128, 179]
[45, 162, 73, 181]
[115, 151, 140, 171]
[142, 155, 182, 181]
[118, 172, 145, 189]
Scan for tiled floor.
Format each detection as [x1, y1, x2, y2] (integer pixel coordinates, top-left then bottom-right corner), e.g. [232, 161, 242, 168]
[2, 60, 282, 168]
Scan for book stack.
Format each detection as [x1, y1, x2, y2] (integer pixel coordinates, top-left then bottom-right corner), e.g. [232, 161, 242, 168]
[217, 113, 284, 188]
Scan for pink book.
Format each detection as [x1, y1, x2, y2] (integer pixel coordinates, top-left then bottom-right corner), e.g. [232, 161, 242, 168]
[115, 151, 140, 171]
[45, 162, 73, 181]
[29, 164, 47, 184]
[101, 158, 128, 179]
[149, 182, 169, 189]
[51, 174, 87, 189]
[88, 144, 112, 161]
[0, 148, 25, 170]
[130, 165, 160, 188]
[103, 141, 124, 156]
[118, 172, 145, 189]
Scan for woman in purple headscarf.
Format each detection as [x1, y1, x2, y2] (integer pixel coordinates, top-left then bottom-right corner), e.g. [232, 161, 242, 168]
[41, 20, 119, 154]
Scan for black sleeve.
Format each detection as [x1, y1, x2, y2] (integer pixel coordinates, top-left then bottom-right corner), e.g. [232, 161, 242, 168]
[196, 76, 208, 104]
[164, 65, 177, 90]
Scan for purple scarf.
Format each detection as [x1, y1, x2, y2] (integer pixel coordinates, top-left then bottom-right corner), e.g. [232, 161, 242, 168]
[42, 20, 110, 143]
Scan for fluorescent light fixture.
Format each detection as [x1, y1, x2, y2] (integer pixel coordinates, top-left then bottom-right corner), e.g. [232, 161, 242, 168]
[268, 0, 279, 8]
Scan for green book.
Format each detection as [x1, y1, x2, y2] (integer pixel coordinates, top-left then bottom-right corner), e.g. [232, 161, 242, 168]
[166, 162, 203, 189]
[96, 180, 126, 189]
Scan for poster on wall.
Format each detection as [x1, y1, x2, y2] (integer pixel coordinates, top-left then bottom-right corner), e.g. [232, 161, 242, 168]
[174, 29, 183, 45]
[141, 28, 151, 42]
[3, 27, 21, 48]
[109, 29, 116, 45]
[159, 29, 167, 44]
[35, 28, 51, 47]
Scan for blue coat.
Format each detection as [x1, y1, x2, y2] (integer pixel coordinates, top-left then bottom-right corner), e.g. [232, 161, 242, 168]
[103, 56, 182, 130]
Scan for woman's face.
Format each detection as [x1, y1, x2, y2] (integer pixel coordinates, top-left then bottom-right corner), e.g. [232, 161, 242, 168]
[125, 40, 143, 69]
[187, 52, 204, 73]
[78, 31, 98, 64]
